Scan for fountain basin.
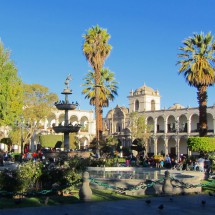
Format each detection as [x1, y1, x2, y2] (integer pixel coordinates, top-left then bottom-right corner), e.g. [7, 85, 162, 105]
[55, 103, 77, 110]
[53, 125, 81, 133]
[87, 167, 204, 195]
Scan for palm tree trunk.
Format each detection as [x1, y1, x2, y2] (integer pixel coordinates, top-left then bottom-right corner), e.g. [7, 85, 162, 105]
[99, 106, 103, 139]
[95, 69, 101, 145]
[197, 85, 208, 137]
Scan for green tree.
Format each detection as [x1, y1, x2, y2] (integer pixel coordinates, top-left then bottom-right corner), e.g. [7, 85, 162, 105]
[0, 40, 23, 126]
[177, 32, 215, 137]
[10, 84, 58, 153]
[82, 25, 112, 143]
[187, 137, 215, 154]
[82, 68, 118, 133]
[129, 112, 152, 147]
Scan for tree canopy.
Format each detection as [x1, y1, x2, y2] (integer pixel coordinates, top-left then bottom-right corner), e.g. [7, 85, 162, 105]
[0, 40, 23, 126]
[9, 84, 58, 148]
[177, 32, 215, 136]
[187, 137, 215, 153]
[129, 112, 152, 144]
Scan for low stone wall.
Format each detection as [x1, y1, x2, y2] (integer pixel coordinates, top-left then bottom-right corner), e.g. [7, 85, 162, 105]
[87, 167, 205, 196]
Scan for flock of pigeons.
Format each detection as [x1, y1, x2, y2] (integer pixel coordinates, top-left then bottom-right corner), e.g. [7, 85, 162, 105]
[144, 191, 215, 210]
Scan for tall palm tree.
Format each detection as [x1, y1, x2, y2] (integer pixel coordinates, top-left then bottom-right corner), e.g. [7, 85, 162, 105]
[82, 68, 118, 134]
[82, 25, 112, 143]
[177, 32, 215, 136]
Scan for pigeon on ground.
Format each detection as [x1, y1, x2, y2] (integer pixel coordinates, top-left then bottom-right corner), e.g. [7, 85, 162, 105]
[209, 192, 213, 197]
[145, 199, 151, 205]
[201, 200, 206, 206]
[158, 204, 164, 210]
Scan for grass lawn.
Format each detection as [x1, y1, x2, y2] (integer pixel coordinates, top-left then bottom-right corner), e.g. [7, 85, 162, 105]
[0, 178, 214, 210]
[0, 189, 147, 209]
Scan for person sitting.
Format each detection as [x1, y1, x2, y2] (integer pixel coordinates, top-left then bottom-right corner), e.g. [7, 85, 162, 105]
[3, 151, 9, 161]
[194, 157, 205, 172]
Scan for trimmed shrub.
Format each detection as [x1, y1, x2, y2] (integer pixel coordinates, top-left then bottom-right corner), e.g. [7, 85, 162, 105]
[187, 137, 215, 153]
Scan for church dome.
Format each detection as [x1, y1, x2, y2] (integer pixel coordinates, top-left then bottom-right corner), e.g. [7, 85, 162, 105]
[134, 84, 159, 96]
[168, 103, 185, 110]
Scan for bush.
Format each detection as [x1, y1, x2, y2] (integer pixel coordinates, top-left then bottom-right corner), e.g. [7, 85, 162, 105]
[187, 137, 215, 153]
[0, 169, 22, 195]
[68, 156, 91, 171]
[19, 161, 43, 192]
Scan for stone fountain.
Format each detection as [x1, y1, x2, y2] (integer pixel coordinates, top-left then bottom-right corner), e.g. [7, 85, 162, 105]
[52, 75, 82, 151]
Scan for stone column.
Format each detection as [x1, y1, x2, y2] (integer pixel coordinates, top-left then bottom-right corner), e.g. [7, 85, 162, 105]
[164, 119, 167, 134]
[154, 117, 157, 133]
[164, 136, 168, 156]
[187, 118, 191, 134]
[153, 136, 157, 155]
[175, 136, 180, 161]
[213, 117, 215, 135]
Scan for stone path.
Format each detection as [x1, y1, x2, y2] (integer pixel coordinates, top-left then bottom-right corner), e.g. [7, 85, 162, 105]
[0, 194, 215, 215]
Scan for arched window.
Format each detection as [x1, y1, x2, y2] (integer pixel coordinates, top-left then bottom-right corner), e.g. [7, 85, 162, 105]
[116, 122, 121, 132]
[151, 100, 155, 111]
[135, 100, 139, 112]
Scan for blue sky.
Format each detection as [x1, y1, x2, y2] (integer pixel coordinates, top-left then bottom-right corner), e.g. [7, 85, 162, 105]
[0, 0, 215, 116]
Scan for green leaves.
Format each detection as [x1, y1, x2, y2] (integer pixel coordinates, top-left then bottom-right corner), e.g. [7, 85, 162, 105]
[177, 32, 215, 136]
[177, 32, 215, 87]
[187, 137, 215, 153]
[0, 40, 24, 126]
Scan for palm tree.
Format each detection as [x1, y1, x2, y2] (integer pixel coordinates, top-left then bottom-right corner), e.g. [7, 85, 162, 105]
[177, 32, 215, 136]
[82, 68, 118, 135]
[82, 25, 112, 143]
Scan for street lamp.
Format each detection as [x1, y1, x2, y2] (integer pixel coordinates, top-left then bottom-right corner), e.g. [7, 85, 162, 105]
[16, 116, 28, 155]
[19, 116, 25, 155]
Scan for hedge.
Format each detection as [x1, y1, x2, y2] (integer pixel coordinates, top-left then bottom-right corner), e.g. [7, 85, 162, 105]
[39, 134, 77, 149]
[187, 137, 215, 153]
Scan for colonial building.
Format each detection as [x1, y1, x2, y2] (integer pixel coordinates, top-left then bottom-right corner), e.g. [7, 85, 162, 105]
[0, 108, 96, 152]
[103, 84, 215, 158]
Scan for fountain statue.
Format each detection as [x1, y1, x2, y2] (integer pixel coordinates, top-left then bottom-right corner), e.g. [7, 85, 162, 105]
[52, 75, 82, 151]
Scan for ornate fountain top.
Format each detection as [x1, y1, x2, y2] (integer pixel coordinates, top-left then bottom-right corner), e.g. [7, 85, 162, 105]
[62, 74, 72, 94]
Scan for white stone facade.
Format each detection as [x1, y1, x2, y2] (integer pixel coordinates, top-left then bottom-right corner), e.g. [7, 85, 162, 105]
[104, 84, 215, 159]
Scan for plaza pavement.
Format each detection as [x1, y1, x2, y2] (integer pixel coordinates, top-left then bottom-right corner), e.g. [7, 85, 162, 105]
[0, 194, 215, 215]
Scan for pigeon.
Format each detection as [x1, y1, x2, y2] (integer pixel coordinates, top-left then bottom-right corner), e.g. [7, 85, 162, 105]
[209, 192, 213, 197]
[158, 204, 164, 210]
[145, 199, 151, 205]
[201, 200, 206, 206]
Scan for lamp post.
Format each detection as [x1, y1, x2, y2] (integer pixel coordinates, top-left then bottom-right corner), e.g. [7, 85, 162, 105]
[16, 116, 24, 155]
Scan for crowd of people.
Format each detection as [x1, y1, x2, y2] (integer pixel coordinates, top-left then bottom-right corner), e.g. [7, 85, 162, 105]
[0, 150, 12, 166]
[124, 153, 213, 174]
